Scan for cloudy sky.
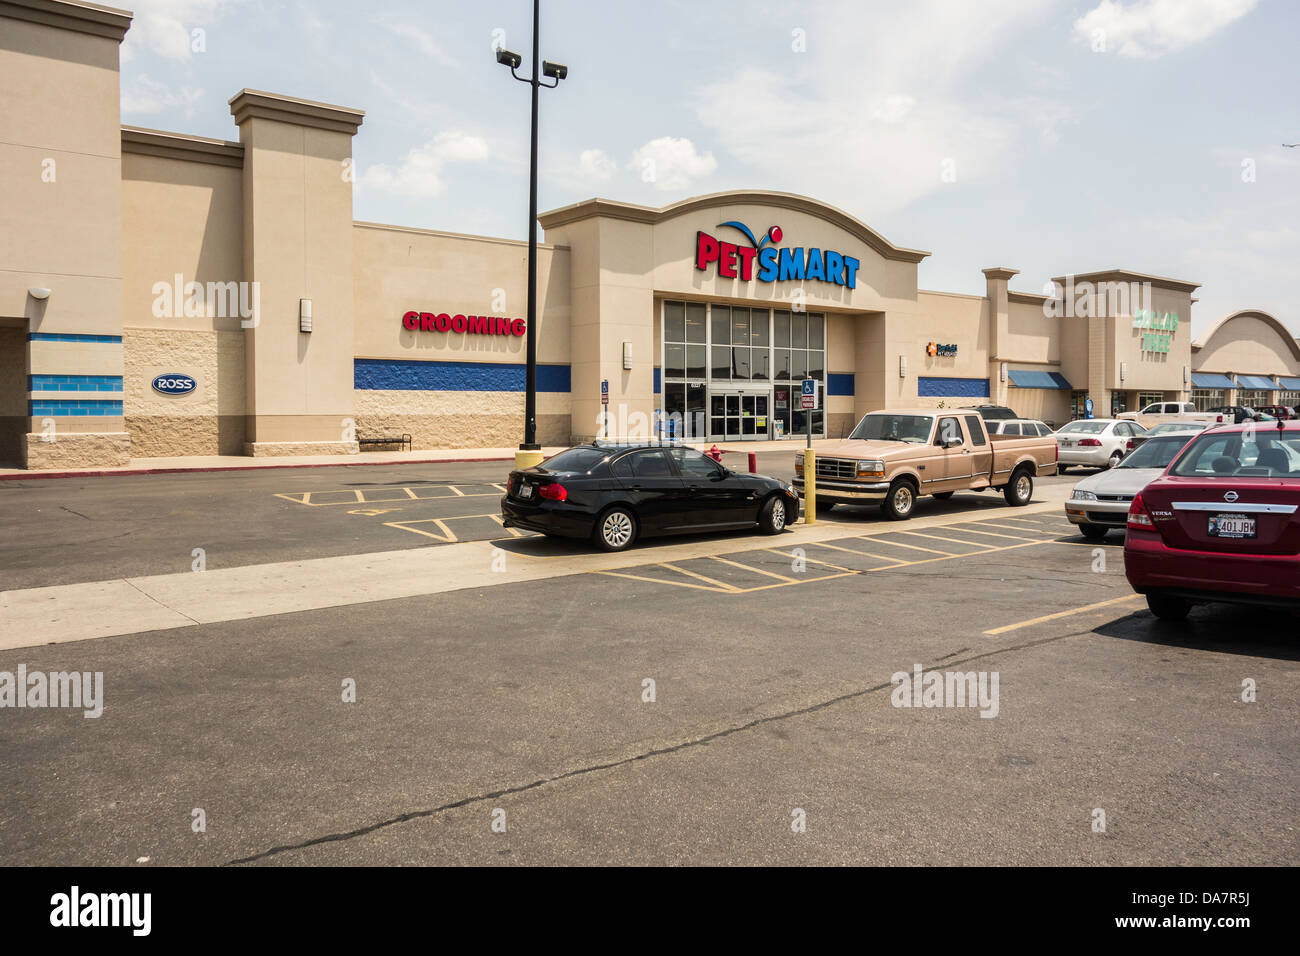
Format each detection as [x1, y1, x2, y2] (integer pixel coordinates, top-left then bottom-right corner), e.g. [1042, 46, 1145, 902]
[118, 0, 1295, 335]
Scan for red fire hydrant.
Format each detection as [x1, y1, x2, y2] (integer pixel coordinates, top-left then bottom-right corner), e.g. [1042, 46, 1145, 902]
[706, 444, 723, 463]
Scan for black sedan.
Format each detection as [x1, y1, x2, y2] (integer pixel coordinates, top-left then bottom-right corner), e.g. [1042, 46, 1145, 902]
[500, 442, 800, 551]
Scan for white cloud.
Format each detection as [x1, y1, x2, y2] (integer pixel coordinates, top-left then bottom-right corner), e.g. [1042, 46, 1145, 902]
[361, 131, 490, 198]
[577, 149, 616, 182]
[870, 95, 917, 124]
[1074, 0, 1258, 58]
[120, 75, 204, 118]
[375, 13, 458, 67]
[120, 0, 249, 63]
[628, 137, 717, 191]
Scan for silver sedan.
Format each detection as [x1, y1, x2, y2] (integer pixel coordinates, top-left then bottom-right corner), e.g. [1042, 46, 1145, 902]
[1055, 419, 1146, 471]
[1063, 433, 1197, 539]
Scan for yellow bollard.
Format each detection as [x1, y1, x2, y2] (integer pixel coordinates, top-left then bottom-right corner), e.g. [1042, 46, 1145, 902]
[514, 449, 545, 470]
[803, 447, 816, 525]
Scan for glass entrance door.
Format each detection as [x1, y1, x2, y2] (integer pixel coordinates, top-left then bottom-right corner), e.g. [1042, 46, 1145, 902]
[708, 388, 771, 441]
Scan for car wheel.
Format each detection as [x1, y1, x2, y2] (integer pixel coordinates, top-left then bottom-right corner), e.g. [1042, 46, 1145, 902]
[815, 499, 836, 514]
[1057, 464, 1069, 474]
[1146, 593, 1191, 622]
[759, 494, 788, 534]
[593, 506, 637, 552]
[932, 491, 955, 500]
[1078, 522, 1108, 541]
[1107, 450, 1123, 469]
[881, 479, 917, 520]
[1003, 468, 1033, 506]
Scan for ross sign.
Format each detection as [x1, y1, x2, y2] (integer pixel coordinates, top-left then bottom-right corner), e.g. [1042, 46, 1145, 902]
[801, 378, 817, 410]
[694, 221, 860, 289]
[151, 373, 196, 395]
[600, 379, 609, 405]
[402, 311, 526, 337]
[926, 342, 958, 357]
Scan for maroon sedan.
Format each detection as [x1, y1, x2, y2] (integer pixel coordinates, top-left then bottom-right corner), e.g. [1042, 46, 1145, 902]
[1125, 421, 1300, 620]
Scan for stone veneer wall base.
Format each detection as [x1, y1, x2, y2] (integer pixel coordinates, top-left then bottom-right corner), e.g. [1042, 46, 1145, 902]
[24, 432, 132, 469]
[244, 441, 360, 457]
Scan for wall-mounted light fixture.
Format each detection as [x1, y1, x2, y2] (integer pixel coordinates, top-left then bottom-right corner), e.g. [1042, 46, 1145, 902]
[999, 362, 1007, 383]
[898, 355, 907, 378]
[28, 288, 51, 300]
[1120, 361, 1128, 382]
[299, 298, 313, 333]
[1183, 365, 1189, 384]
[622, 341, 632, 370]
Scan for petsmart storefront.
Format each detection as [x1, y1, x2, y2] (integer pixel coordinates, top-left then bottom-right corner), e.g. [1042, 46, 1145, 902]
[3, 0, 1295, 470]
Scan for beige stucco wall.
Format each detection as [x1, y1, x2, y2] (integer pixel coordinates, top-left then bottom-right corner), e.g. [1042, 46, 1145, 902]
[1109, 284, 1192, 395]
[1192, 312, 1300, 377]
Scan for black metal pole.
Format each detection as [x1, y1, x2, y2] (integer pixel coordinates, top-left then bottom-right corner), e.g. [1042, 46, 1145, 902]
[521, 0, 540, 450]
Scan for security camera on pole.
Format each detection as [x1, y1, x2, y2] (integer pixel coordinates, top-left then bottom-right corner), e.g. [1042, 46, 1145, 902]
[496, 0, 568, 470]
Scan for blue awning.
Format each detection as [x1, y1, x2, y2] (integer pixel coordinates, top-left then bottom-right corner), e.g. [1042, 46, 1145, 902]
[1007, 369, 1072, 390]
[1237, 374, 1277, 390]
[1279, 377, 1300, 391]
[1191, 372, 1235, 389]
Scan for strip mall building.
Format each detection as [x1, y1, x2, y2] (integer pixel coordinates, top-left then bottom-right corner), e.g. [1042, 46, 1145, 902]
[4, 0, 1299, 470]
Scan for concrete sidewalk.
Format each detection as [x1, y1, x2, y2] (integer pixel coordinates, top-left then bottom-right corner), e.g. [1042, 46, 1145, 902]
[0, 485, 1072, 650]
[0, 437, 848, 480]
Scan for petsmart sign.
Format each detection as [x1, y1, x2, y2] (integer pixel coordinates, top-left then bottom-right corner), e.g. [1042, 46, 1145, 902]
[695, 221, 860, 289]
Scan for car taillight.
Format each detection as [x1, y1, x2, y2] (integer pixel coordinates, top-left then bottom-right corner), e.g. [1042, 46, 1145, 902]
[1125, 439, 1134, 451]
[1079, 438, 1102, 447]
[538, 483, 567, 501]
[1127, 493, 1154, 530]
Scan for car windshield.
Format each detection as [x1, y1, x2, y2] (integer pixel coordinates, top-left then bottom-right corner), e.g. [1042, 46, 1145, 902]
[1058, 421, 1108, 434]
[1169, 432, 1300, 479]
[849, 414, 933, 443]
[1148, 423, 1206, 435]
[541, 447, 609, 473]
[1118, 436, 1192, 469]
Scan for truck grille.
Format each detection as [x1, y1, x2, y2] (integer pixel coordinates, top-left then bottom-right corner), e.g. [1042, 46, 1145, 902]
[816, 457, 858, 480]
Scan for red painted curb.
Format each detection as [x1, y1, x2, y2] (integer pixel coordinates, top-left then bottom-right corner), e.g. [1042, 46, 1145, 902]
[0, 456, 516, 481]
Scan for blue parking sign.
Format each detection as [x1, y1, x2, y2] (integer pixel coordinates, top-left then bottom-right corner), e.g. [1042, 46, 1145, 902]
[801, 378, 815, 397]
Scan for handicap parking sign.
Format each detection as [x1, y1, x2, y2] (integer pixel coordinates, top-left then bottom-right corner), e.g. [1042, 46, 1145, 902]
[801, 378, 815, 397]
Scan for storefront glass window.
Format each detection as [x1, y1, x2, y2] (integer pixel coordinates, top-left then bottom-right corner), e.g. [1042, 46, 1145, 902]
[774, 310, 791, 347]
[1239, 389, 1271, 408]
[1069, 390, 1088, 420]
[732, 346, 751, 380]
[1279, 390, 1300, 408]
[664, 301, 685, 344]
[685, 302, 706, 343]
[686, 345, 706, 380]
[792, 313, 807, 349]
[1137, 391, 1163, 409]
[809, 314, 825, 350]
[1109, 392, 1128, 416]
[774, 349, 790, 381]
[711, 346, 730, 380]
[1191, 389, 1224, 411]
[711, 306, 730, 350]
[731, 308, 750, 348]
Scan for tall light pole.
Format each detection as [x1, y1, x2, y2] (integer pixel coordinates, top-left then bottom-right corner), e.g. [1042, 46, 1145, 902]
[497, 1, 567, 460]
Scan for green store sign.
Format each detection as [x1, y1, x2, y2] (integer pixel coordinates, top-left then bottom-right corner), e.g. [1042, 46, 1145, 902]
[1134, 309, 1177, 354]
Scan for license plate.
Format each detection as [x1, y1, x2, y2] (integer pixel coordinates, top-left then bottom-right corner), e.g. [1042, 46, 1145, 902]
[1060, 439, 1074, 447]
[1209, 513, 1255, 538]
[518, 483, 533, 499]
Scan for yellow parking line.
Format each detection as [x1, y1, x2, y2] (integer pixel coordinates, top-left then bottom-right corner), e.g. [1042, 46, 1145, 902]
[660, 562, 741, 591]
[708, 554, 798, 582]
[983, 593, 1144, 636]
[404, 487, 419, 499]
[863, 536, 951, 556]
[804, 540, 910, 566]
[966, 520, 1059, 536]
[940, 525, 1039, 542]
[448, 485, 466, 497]
[765, 549, 858, 574]
[894, 530, 997, 551]
[488, 514, 525, 537]
[593, 569, 730, 593]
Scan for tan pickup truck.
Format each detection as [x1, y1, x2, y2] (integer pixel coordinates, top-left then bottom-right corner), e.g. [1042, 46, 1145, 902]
[1117, 401, 1225, 428]
[792, 408, 1059, 520]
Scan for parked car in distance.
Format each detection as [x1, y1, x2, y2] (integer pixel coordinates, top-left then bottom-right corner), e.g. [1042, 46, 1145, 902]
[984, 418, 1056, 438]
[1065, 433, 1203, 540]
[1055, 419, 1146, 472]
[792, 409, 1058, 519]
[1208, 405, 1259, 424]
[1118, 401, 1223, 428]
[1255, 405, 1296, 420]
[1126, 420, 1212, 452]
[959, 404, 1019, 421]
[500, 442, 800, 551]
[1125, 420, 1300, 620]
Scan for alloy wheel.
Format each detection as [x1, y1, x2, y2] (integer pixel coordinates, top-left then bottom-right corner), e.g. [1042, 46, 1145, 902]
[602, 511, 633, 548]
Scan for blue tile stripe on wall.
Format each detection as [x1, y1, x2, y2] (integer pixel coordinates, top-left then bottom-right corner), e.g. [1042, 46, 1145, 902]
[28, 400, 124, 416]
[653, 367, 661, 394]
[355, 359, 571, 392]
[917, 376, 990, 398]
[28, 333, 123, 343]
[28, 374, 123, 392]
[827, 372, 854, 396]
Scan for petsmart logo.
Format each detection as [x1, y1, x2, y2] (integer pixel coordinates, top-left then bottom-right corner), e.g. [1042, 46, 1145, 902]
[694, 221, 860, 289]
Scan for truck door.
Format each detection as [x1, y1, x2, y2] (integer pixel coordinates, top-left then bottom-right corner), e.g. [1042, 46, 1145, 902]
[962, 414, 993, 488]
[932, 416, 971, 491]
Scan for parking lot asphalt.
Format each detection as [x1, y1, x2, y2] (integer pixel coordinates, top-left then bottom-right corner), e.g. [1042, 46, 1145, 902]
[2, 474, 1295, 866]
[0, 450, 1079, 591]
